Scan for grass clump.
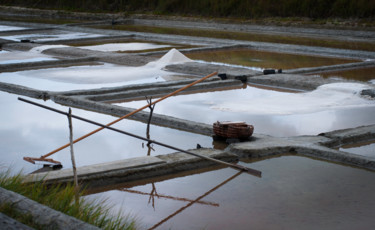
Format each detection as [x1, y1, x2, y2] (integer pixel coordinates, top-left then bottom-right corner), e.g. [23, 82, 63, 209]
[0, 170, 136, 230]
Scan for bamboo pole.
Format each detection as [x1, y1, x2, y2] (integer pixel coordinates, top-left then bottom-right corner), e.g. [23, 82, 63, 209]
[37, 71, 218, 161]
[19, 97, 262, 177]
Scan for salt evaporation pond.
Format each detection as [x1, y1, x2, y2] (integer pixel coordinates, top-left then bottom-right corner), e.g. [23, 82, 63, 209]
[339, 141, 375, 159]
[85, 155, 375, 230]
[316, 66, 375, 82]
[117, 82, 375, 137]
[0, 49, 193, 91]
[78, 42, 171, 52]
[0, 91, 212, 174]
[0, 50, 57, 64]
[185, 48, 358, 70]
[0, 25, 28, 31]
[0, 30, 103, 42]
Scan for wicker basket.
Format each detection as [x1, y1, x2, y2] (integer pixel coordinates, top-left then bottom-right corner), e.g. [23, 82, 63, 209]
[213, 121, 254, 139]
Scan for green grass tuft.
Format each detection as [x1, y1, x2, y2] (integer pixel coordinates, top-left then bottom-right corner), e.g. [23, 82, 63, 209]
[0, 170, 136, 230]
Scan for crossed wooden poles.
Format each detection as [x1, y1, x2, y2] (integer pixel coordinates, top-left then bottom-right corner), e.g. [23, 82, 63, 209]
[20, 72, 262, 177]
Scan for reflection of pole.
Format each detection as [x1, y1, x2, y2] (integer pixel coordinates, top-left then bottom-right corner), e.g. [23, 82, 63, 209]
[145, 97, 155, 156]
[148, 183, 158, 210]
[148, 171, 243, 230]
[119, 188, 219, 207]
[19, 97, 261, 176]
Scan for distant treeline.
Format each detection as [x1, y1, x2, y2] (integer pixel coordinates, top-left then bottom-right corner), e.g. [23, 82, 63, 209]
[1, 0, 374, 19]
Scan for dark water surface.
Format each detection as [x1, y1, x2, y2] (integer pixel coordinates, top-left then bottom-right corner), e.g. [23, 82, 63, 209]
[316, 66, 375, 82]
[185, 48, 358, 70]
[85, 155, 375, 230]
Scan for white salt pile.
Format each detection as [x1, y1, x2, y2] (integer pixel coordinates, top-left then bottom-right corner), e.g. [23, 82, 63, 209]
[146, 48, 192, 69]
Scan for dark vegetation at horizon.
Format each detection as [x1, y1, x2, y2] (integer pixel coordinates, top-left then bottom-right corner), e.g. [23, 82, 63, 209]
[0, 0, 374, 19]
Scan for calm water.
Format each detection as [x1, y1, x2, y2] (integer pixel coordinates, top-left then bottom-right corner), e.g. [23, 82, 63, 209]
[0, 63, 185, 91]
[185, 48, 357, 70]
[0, 92, 212, 173]
[340, 141, 375, 159]
[85, 155, 375, 230]
[116, 83, 375, 137]
[316, 66, 375, 82]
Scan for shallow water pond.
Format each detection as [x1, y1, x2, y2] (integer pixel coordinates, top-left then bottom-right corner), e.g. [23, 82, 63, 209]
[85, 155, 375, 230]
[0, 25, 28, 31]
[184, 48, 358, 70]
[339, 141, 375, 159]
[316, 66, 375, 82]
[0, 92, 212, 174]
[69, 39, 195, 53]
[116, 83, 375, 137]
[77, 42, 171, 52]
[0, 50, 57, 64]
[0, 63, 190, 91]
[0, 29, 103, 42]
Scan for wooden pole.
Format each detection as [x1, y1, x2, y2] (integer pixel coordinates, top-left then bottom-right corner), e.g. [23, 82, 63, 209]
[39, 71, 218, 160]
[67, 108, 79, 204]
[19, 97, 262, 177]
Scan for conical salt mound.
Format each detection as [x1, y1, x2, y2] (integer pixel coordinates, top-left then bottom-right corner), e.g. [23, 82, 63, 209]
[156, 48, 192, 65]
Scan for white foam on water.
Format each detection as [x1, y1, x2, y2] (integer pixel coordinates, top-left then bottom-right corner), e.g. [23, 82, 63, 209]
[78, 42, 170, 52]
[212, 83, 375, 115]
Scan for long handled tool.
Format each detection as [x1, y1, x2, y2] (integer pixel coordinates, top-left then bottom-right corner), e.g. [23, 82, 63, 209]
[23, 72, 218, 165]
[19, 97, 262, 177]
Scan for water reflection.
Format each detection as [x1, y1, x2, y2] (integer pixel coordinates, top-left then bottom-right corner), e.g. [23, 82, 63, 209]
[85, 155, 375, 230]
[148, 171, 242, 230]
[315, 66, 375, 82]
[116, 83, 375, 137]
[0, 30, 103, 42]
[339, 141, 375, 159]
[185, 48, 357, 70]
[0, 92, 212, 174]
[0, 50, 56, 64]
[78, 42, 171, 52]
[0, 64, 166, 91]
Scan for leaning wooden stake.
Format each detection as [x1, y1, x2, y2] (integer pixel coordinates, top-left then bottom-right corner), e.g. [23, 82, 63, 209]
[24, 71, 218, 164]
[67, 108, 79, 205]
